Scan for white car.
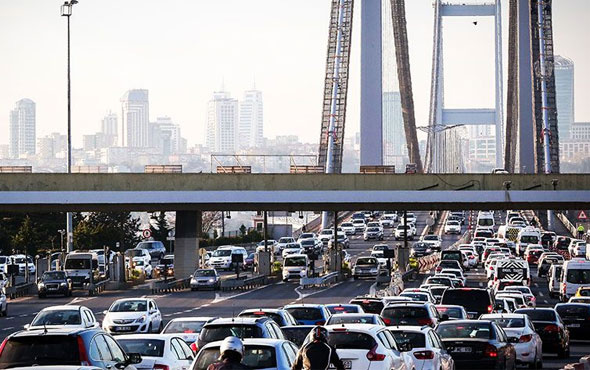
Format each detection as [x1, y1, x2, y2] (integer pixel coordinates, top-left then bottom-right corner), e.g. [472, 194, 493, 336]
[380, 215, 396, 228]
[296, 233, 317, 244]
[324, 324, 412, 370]
[341, 222, 356, 235]
[439, 269, 466, 285]
[26, 305, 99, 330]
[125, 248, 151, 269]
[256, 240, 278, 255]
[352, 219, 367, 233]
[276, 237, 296, 253]
[210, 245, 248, 270]
[421, 235, 442, 251]
[132, 257, 153, 278]
[480, 314, 543, 368]
[461, 250, 478, 267]
[116, 334, 194, 369]
[395, 224, 414, 240]
[444, 220, 461, 234]
[388, 326, 455, 370]
[502, 286, 536, 307]
[162, 317, 217, 345]
[318, 229, 334, 245]
[281, 242, 303, 259]
[364, 226, 384, 241]
[103, 298, 163, 334]
[384, 212, 399, 222]
[11, 254, 35, 275]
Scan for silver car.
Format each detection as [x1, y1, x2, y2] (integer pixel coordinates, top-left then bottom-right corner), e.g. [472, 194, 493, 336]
[190, 269, 221, 291]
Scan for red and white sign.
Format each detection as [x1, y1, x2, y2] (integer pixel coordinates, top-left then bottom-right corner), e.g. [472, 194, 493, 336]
[142, 229, 152, 239]
[577, 210, 588, 220]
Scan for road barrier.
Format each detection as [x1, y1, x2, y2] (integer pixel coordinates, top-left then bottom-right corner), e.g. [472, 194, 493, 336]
[417, 253, 440, 273]
[5, 282, 35, 300]
[88, 280, 108, 296]
[221, 275, 269, 291]
[300, 272, 340, 289]
[151, 278, 191, 294]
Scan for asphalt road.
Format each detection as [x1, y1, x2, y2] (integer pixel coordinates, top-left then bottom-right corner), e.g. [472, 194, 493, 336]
[1, 210, 587, 369]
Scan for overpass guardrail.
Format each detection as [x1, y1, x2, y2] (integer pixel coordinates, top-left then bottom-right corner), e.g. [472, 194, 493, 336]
[300, 272, 340, 289]
[151, 278, 191, 295]
[5, 282, 35, 300]
[220, 275, 269, 292]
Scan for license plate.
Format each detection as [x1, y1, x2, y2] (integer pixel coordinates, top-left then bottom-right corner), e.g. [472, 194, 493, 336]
[567, 323, 581, 328]
[117, 326, 131, 331]
[452, 347, 472, 353]
[330, 360, 352, 369]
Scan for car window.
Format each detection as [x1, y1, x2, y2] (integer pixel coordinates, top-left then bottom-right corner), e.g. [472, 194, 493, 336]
[381, 330, 399, 351]
[170, 339, 183, 360]
[89, 334, 111, 362]
[282, 343, 296, 367]
[103, 335, 126, 363]
[177, 339, 194, 361]
[269, 321, 286, 339]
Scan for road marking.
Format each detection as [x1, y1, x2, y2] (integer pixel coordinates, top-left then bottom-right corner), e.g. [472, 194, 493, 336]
[2, 327, 13, 331]
[543, 300, 548, 304]
[534, 283, 539, 288]
[539, 291, 544, 297]
[369, 282, 378, 296]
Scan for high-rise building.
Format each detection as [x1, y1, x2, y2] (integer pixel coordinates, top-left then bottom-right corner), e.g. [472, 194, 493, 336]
[382, 92, 406, 167]
[9, 98, 36, 158]
[121, 89, 149, 148]
[151, 116, 183, 155]
[554, 56, 574, 140]
[207, 91, 238, 152]
[239, 90, 264, 149]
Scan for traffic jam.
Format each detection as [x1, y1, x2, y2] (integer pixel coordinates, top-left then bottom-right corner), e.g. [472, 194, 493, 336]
[0, 210, 588, 369]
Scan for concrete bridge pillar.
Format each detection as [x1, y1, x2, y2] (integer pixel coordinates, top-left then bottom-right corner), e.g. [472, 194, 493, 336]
[174, 211, 202, 279]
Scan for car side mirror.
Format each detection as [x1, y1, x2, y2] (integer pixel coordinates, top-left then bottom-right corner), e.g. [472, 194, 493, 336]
[103, 310, 108, 315]
[441, 314, 450, 322]
[23, 324, 30, 330]
[399, 342, 413, 352]
[189, 274, 193, 279]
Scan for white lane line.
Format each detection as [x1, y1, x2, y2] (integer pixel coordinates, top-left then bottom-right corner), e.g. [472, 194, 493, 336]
[369, 282, 378, 296]
[539, 291, 544, 297]
[543, 300, 548, 304]
[5, 317, 14, 320]
[2, 327, 13, 331]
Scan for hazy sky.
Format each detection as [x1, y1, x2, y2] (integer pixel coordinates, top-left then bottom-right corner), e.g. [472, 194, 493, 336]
[1, 0, 589, 147]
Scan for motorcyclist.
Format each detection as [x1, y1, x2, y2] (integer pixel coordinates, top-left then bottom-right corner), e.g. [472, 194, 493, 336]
[292, 326, 345, 370]
[207, 336, 251, 370]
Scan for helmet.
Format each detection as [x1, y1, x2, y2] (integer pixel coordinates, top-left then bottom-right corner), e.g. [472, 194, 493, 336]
[220, 336, 244, 358]
[311, 326, 327, 342]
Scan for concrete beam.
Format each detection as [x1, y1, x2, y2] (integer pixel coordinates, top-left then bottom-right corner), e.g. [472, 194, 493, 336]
[440, 4, 496, 17]
[442, 109, 496, 125]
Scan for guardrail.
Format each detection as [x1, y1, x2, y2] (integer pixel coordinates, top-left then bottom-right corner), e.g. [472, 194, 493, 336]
[417, 253, 440, 273]
[151, 278, 191, 295]
[557, 211, 577, 237]
[5, 282, 35, 300]
[221, 275, 268, 291]
[300, 272, 340, 289]
[88, 280, 108, 296]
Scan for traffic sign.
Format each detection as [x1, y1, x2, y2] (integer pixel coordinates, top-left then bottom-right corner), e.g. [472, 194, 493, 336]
[142, 229, 152, 239]
[577, 210, 588, 220]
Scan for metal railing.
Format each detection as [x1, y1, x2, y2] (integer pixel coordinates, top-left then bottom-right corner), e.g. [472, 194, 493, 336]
[151, 278, 191, 295]
[300, 272, 340, 289]
[5, 282, 35, 300]
[88, 280, 108, 296]
[221, 275, 268, 291]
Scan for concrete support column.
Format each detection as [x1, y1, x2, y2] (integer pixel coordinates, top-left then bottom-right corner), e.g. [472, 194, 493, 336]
[174, 211, 201, 279]
[518, 0, 535, 173]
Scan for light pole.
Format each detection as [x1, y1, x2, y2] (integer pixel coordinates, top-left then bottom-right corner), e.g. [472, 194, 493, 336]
[61, 0, 78, 253]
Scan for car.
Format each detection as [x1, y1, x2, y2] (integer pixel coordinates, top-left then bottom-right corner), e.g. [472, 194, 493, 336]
[37, 270, 72, 298]
[282, 254, 309, 282]
[238, 308, 298, 327]
[349, 296, 385, 314]
[318, 229, 334, 245]
[568, 239, 587, 258]
[480, 313, 543, 368]
[276, 237, 296, 253]
[440, 288, 495, 319]
[435, 260, 462, 273]
[399, 288, 436, 303]
[425, 276, 454, 288]
[352, 218, 367, 233]
[11, 254, 36, 276]
[256, 239, 278, 255]
[495, 292, 527, 309]
[439, 268, 466, 285]
[340, 222, 356, 235]
[568, 296, 590, 303]
[381, 301, 442, 327]
[326, 313, 385, 326]
[514, 308, 570, 357]
[296, 233, 317, 243]
[502, 286, 535, 307]
[444, 220, 461, 234]
[575, 286, 590, 297]
[441, 249, 467, 270]
[325, 303, 365, 315]
[135, 241, 166, 260]
[132, 257, 153, 278]
[280, 325, 315, 347]
[283, 304, 331, 325]
[196, 317, 285, 352]
[116, 334, 194, 370]
[379, 214, 396, 228]
[124, 248, 151, 271]
[0, 327, 142, 369]
[421, 235, 442, 251]
[161, 317, 218, 345]
[435, 305, 467, 320]
[411, 242, 432, 257]
[554, 303, 590, 339]
[364, 226, 384, 241]
[192, 338, 298, 370]
[26, 305, 99, 330]
[334, 232, 350, 248]
[299, 238, 322, 255]
[388, 326, 455, 370]
[322, 324, 413, 370]
[401, 212, 417, 224]
[154, 254, 174, 278]
[102, 298, 163, 334]
[208, 245, 248, 271]
[190, 268, 221, 290]
[352, 256, 380, 280]
[537, 253, 564, 277]
[394, 224, 414, 240]
[244, 252, 255, 269]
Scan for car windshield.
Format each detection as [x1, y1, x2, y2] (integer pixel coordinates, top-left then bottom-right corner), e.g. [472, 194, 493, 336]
[279, 238, 293, 243]
[441, 290, 491, 314]
[356, 258, 377, 266]
[320, 230, 332, 235]
[31, 310, 81, 326]
[424, 236, 439, 241]
[328, 315, 375, 325]
[390, 331, 426, 348]
[484, 317, 525, 328]
[447, 221, 459, 226]
[163, 320, 207, 334]
[110, 300, 147, 312]
[137, 242, 156, 250]
[300, 240, 315, 246]
[437, 322, 493, 339]
[399, 293, 428, 302]
[286, 307, 323, 321]
[367, 228, 379, 232]
[556, 305, 590, 316]
[194, 345, 277, 370]
[341, 223, 353, 227]
[196, 270, 216, 277]
[285, 257, 307, 267]
[64, 258, 90, 270]
[516, 309, 556, 321]
[160, 257, 174, 265]
[566, 269, 590, 284]
[300, 234, 314, 239]
[327, 332, 376, 350]
[0, 336, 80, 367]
[520, 236, 539, 244]
[118, 339, 164, 358]
[212, 249, 232, 257]
[327, 305, 361, 314]
[201, 325, 263, 342]
[41, 271, 66, 281]
[350, 300, 383, 314]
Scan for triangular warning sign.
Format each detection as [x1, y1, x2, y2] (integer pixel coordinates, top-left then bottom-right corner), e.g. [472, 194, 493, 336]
[578, 210, 588, 220]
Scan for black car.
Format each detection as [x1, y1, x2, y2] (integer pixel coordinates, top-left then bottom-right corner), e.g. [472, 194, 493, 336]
[37, 270, 72, 298]
[380, 302, 442, 327]
[411, 242, 432, 257]
[155, 255, 174, 278]
[554, 303, 590, 339]
[440, 288, 496, 319]
[436, 320, 517, 370]
[514, 307, 570, 357]
[349, 296, 384, 314]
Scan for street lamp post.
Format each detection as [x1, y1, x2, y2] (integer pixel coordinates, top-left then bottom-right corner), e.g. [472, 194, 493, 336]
[61, 0, 78, 253]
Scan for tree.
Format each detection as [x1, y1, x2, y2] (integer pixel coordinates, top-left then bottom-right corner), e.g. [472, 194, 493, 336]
[239, 224, 247, 237]
[74, 212, 141, 252]
[0, 212, 66, 255]
[201, 212, 221, 237]
[149, 212, 171, 242]
[12, 216, 36, 256]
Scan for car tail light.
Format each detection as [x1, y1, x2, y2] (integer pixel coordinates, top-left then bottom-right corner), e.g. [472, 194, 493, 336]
[484, 344, 498, 358]
[366, 344, 386, 361]
[382, 318, 391, 325]
[414, 350, 434, 360]
[315, 321, 325, 325]
[487, 305, 493, 313]
[417, 318, 433, 326]
[519, 334, 533, 343]
[154, 365, 170, 370]
[77, 336, 89, 366]
[0, 338, 7, 357]
[544, 324, 559, 333]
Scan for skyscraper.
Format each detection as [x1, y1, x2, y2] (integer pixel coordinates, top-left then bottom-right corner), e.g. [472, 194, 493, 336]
[151, 116, 183, 155]
[554, 56, 574, 140]
[239, 90, 264, 149]
[207, 91, 238, 152]
[382, 92, 406, 166]
[101, 111, 118, 147]
[9, 98, 36, 158]
[121, 89, 149, 148]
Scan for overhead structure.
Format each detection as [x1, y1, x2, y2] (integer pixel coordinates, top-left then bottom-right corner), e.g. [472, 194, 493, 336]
[426, 0, 504, 172]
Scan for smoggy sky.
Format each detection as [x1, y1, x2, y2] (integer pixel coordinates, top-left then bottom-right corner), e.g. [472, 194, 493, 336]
[1, 0, 588, 147]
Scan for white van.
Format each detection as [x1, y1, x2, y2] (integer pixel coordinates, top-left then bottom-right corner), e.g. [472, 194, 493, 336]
[560, 258, 590, 301]
[282, 254, 309, 282]
[208, 246, 248, 271]
[494, 258, 530, 286]
[516, 227, 541, 256]
[476, 212, 495, 230]
[64, 252, 100, 289]
[548, 264, 563, 299]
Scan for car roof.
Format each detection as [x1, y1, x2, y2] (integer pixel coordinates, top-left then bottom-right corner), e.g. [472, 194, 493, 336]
[241, 308, 283, 314]
[330, 313, 376, 318]
[387, 325, 431, 333]
[207, 317, 268, 325]
[325, 324, 384, 333]
[201, 338, 288, 350]
[112, 298, 150, 302]
[384, 302, 430, 308]
[11, 327, 99, 338]
[480, 313, 527, 319]
[283, 303, 325, 309]
[116, 334, 173, 341]
[167, 317, 216, 322]
[40, 305, 83, 311]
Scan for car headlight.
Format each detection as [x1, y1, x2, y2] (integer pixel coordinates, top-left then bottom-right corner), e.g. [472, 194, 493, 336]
[38, 282, 44, 288]
[135, 315, 146, 323]
[208, 278, 215, 283]
[370, 268, 378, 273]
[60, 282, 67, 287]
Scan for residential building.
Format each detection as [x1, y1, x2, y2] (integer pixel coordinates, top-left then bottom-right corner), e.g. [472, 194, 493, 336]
[206, 91, 239, 152]
[121, 89, 149, 148]
[150, 116, 184, 155]
[554, 56, 574, 140]
[9, 98, 36, 158]
[239, 90, 264, 149]
[570, 122, 590, 141]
